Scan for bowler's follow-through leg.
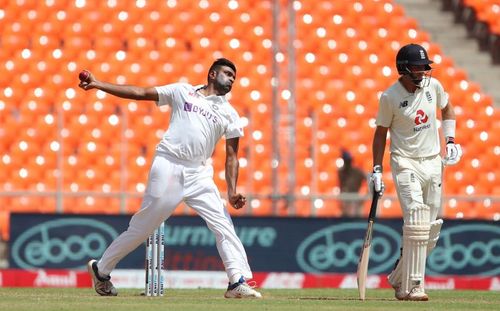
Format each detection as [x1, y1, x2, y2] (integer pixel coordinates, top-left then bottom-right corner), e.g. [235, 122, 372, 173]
[87, 259, 117, 296]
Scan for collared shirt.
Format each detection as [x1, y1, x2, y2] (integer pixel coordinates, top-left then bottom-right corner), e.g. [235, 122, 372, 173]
[154, 83, 244, 163]
[376, 77, 448, 158]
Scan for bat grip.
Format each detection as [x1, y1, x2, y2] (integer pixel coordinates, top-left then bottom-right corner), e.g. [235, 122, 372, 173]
[368, 190, 379, 221]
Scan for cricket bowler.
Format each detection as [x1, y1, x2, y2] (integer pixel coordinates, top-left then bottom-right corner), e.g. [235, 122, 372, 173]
[79, 58, 262, 299]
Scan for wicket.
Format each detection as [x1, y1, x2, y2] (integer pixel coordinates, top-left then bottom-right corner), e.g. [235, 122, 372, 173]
[145, 222, 165, 296]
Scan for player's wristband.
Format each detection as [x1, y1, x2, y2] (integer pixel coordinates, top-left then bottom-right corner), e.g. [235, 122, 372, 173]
[443, 119, 456, 142]
[446, 137, 455, 144]
[373, 165, 383, 173]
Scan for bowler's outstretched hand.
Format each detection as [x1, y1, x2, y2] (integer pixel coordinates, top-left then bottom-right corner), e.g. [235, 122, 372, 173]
[78, 70, 97, 90]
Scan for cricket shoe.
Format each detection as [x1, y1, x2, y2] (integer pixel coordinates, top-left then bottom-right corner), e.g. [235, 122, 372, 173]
[87, 259, 118, 296]
[387, 248, 402, 292]
[395, 287, 428, 301]
[224, 276, 262, 299]
[387, 272, 400, 291]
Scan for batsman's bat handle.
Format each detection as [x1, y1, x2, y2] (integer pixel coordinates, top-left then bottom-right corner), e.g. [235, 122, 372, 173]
[368, 190, 380, 221]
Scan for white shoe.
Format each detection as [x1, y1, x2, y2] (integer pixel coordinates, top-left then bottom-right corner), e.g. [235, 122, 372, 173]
[395, 286, 428, 301]
[224, 277, 262, 299]
[87, 259, 117, 296]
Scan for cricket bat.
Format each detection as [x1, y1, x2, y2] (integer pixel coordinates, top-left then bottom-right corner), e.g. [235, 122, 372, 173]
[357, 190, 380, 300]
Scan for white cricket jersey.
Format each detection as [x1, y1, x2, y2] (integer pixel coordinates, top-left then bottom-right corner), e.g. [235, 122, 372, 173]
[154, 83, 244, 164]
[376, 77, 449, 158]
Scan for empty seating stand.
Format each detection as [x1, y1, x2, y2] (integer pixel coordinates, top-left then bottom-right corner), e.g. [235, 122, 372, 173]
[0, 0, 497, 230]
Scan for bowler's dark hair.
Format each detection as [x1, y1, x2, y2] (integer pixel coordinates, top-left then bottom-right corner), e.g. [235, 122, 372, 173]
[208, 58, 236, 75]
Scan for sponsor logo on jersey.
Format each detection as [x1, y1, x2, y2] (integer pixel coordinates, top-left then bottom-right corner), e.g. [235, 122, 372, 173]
[414, 124, 431, 132]
[183, 102, 220, 124]
[414, 109, 430, 132]
[414, 109, 428, 125]
[425, 91, 432, 102]
[399, 100, 408, 108]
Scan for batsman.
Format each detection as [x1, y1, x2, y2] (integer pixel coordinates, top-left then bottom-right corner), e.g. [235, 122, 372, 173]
[370, 43, 462, 301]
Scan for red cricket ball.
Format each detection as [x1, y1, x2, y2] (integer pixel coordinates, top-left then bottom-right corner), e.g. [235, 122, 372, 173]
[79, 70, 90, 82]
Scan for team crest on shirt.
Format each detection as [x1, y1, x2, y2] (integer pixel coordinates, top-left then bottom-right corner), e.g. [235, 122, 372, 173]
[188, 91, 202, 98]
[425, 91, 432, 102]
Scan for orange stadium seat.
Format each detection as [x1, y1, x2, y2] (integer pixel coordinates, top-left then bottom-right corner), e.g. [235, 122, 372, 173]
[94, 36, 124, 52]
[0, 210, 10, 241]
[39, 171, 57, 191]
[10, 196, 43, 213]
[66, 197, 118, 215]
[443, 199, 476, 219]
[314, 200, 342, 217]
[249, 198, 273, 216]
[0, 209, 10, 241]
[65, 35, 93, 51]
[376, 199, 403, 218]
[32, 33, 62, 51]
[36, 197, 58, 213]
[295, 199, 314, 217]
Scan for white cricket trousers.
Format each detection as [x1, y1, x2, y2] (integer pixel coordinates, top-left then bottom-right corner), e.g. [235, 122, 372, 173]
[390, 154, 442, 223]
[97, 153, 253, 283]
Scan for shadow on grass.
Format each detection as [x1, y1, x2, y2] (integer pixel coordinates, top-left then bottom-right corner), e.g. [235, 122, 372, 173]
[296, 297, 396, 302]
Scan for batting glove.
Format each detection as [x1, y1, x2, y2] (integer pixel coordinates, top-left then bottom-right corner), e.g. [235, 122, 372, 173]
[443, 142, 462, 166]
[369, 165, 384, 197]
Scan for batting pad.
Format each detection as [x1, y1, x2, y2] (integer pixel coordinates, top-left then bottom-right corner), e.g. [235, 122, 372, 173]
[401, 204, 430, 295]
[388, 218, 441, 288]
[427, 219, 443, 253]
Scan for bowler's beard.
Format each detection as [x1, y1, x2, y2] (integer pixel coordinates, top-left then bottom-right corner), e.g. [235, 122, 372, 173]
[214, 75, 232, 95]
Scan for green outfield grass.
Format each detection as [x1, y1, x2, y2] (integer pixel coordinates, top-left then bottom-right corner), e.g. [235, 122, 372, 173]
[0, 288, 498, 311]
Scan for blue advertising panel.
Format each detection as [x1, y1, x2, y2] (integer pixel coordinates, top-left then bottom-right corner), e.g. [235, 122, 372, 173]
[9, 214, 128, 270]
[9, 214, 500, 276]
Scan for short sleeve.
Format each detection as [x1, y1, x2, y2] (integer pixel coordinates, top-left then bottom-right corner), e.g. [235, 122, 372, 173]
[154, 83, 180, 107]
[434, 79, 449, 109]
[225, 106, 244, 139]
[375, 92, 393, 128]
